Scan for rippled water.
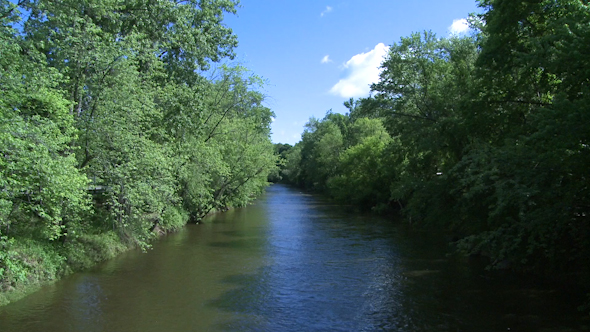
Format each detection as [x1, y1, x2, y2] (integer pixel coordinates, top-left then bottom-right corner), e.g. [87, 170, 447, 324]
[0, 184, 587, 331]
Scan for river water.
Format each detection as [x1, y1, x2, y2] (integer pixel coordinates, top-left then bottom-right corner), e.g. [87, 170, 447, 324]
[0, 184, 587, 331]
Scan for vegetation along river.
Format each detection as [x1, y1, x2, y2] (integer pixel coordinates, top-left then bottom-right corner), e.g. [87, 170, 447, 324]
[0, 184, 587, 331]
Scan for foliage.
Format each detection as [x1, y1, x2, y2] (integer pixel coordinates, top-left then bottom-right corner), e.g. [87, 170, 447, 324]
[268, 143, 292, 183]
[0, 235, 65, 293]
[284, 0, 590, 302]
[63, 231, 128, 271]
[0, 17, 91, 242]
[327, 118, 394, 209]
[0, 0, 276, 304]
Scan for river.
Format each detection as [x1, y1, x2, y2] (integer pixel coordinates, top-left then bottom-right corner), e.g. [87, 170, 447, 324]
[0, 184, 586, 331]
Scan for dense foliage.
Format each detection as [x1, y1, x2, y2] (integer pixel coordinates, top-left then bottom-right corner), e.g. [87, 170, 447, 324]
[0, 0, 276, 303]
[283, 0, 590, 293]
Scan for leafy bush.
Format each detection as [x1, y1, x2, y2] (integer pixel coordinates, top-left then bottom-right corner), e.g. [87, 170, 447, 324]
[160, 206, 190, 233]
[0, 237, 65, 292]
[64, 232, 128, 271]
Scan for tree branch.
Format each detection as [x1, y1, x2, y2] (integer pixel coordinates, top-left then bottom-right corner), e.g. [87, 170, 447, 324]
[0, 0, 26, 20]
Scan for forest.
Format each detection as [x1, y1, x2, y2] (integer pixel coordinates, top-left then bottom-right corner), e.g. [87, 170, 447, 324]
[1, 0, 589, 312]
[0, 0, 276, 304]
[277, 0, 590, 302]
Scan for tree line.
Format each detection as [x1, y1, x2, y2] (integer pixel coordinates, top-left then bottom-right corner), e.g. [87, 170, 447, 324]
[0, 0, 276, 303]
[278, 0, 590, 297]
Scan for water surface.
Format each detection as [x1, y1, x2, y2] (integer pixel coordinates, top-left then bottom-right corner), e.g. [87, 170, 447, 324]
[0, 184, 586, 331]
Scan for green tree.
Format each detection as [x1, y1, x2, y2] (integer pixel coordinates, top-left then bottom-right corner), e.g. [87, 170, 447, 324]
[296, 114, 345, 191]
[327, 118, 394, 210]
[450, 0, 590, 277]
[174, 66, 276, 221]
[1, 0, 277, 300]
[0, 18, 90, 242]
[366, 32, 478, 223]
[268, 143, 292, 183]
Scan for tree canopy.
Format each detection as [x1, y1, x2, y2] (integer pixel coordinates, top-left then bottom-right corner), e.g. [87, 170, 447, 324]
[0, 0, 276, 303]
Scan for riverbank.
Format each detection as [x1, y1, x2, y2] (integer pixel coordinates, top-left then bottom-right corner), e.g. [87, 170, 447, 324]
[0, 230, 139, 306]
[0, 205, 235, 307]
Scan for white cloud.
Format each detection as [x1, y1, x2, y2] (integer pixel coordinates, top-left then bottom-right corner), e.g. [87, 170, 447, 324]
[321, 55, 332, 64]
[329, 43, 390, 98]
[320, 6, 333, 17]
[448, 18, 470, 35]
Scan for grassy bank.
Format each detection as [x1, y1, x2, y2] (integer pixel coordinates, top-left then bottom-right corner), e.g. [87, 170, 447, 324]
[0, 206, 190, 306]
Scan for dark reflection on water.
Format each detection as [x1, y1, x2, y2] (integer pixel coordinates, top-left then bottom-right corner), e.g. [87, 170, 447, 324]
[0, 184, 587, 331]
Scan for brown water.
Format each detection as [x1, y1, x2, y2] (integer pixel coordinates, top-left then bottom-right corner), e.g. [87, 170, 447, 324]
[0, 184, 587, 331]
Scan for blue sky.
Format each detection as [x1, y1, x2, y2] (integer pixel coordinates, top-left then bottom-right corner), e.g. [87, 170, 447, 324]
[223, 0, 481, 145]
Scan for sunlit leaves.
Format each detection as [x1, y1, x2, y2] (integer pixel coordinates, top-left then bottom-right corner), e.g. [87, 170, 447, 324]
[0, 31, 90, 241]
[0, 0, 275, 290]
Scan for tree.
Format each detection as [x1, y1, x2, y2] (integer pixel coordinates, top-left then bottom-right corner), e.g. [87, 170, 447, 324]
[0, 18, 90, 242]
[327, 118, 394, 210]
[365, 32, 478, 222]
[449, 0, 590, 276]
[296, 114, 345, 191]
[0, 0, 277, 297]
[268, 143, 292, 183]
[175, 66, 276, 222]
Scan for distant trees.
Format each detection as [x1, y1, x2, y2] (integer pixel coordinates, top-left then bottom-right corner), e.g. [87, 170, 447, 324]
[0, 0, 276, 299]
[283, 112, 394, 211]
[283, 0, 590, 290]
[268, 143, 293, 183]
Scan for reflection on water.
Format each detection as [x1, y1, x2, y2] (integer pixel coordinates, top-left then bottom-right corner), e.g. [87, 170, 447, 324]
[0, 184, 587, 332]
[69, 277, 105, 332]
